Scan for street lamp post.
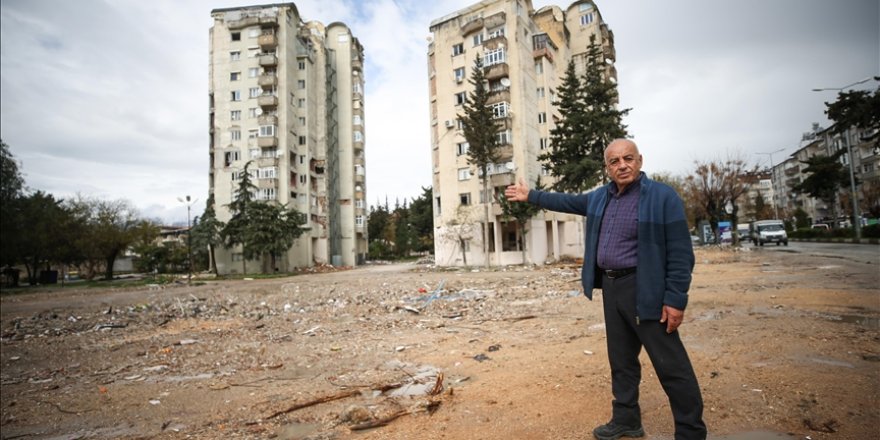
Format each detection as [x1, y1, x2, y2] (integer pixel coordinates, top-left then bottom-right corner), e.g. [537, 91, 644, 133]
[755, 148, 785, 219]
[178, 195, 197, 283]
[811, 77, 879, 240]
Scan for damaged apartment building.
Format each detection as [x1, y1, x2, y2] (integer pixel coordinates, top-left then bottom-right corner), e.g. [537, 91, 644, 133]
[428, 0, 617, 266]
[208, 3, 367, 274]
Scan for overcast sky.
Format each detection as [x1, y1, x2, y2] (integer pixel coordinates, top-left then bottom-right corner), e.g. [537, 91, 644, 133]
[1, 0, 877, 224]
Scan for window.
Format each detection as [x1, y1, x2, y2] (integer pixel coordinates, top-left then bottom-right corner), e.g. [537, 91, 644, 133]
[455, 91, 467, 105]
[456, 142, 470, 156]
[231, 90, 241, 101]
[353, 115, 362, 125]
[299, 117, 306, 125]
[231, 130, 241, 141]
[580, 13, 594, 26]
[353, 83, 363, 94]
[297, 80, 306, 89]
[483, 48, 506, 66]
[299, 154, 306, 165]
[540, 138, 548, 150]
[230, 72, 240, 81]
[435, 197, 441, 216]
[299, 136, 306, 145]
[231, 110, 241, 121]
[298, 61, 306, 70]
[299, 175, 307, 184]
[355, 215, 365, 227]
[356, 199, 364, 209]
[491, 102, 509, 118]
[459, 193, 471, 205]
[258, 188, 276, 200]
[249, 68, 259, 78]
[298, 98, 305, 108]
[230, 51, 240, 61]
[354, 131, 363, 142]
[248, 129, 258, 138]
[496, 129, 511, 145]
[454, 67, 465, 82]
[249, 87, 261, 98]
[259, 125, 276, 137]
[579, 3, 593, 11]
[541, 165, 551, 176]
[472, 33, 484, 47]
[456, 119, 465, 130]
[538, 112, 547, 124]
[249, 147, 260, 159]
[535, 61, 543, 74]
[458, 167, 471, 181]
[248, 108, 260, 118]
[231, 32, 241, 41]
[224, 150, 240, 166]
[536, 87, 545, 98]
[487, 26, 505, 39]
[258, 167, 277, 179]
[452, 43, 464, 56]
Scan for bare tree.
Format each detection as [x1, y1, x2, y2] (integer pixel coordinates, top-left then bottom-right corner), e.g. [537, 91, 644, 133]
[685, 152, 754, 243]
[440, 205, 479, 267]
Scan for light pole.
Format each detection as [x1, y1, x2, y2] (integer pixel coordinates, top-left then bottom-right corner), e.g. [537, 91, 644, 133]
[755, 148, 784, 219]
[178, 195, 197, 283]
[811, 77, 879, 240]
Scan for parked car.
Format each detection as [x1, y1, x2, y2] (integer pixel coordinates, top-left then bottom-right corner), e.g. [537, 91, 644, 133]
[811, 223, 830, 231]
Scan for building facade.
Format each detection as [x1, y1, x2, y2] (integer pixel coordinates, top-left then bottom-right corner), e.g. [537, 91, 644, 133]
[209, 3, 367, 274]
[428, 0, 616, 266]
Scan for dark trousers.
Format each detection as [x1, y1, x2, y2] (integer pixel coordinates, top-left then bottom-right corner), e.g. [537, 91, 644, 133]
[601, 272, 707, 440]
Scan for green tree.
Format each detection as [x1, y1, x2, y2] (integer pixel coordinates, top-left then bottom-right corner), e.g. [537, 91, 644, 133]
[367, 201, 392, 260]
[393, 200, 414, 259]
[408, 186, 434, 253]
[825, 86, 880, 144]
[243, 202, 306, 273]
[498, 178, 543, 264]
[540, 37, 629, 192]
[459, 55, 500, 267]
[792, 151, 850, 225]
[221, 161, 257, 274]
[15, 192, 68, 284]
[1, 140, 26, 273]
[190, 194, 224, 275]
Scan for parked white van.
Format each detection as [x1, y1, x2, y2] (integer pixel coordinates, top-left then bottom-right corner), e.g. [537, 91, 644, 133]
[750, 220, 788, 246]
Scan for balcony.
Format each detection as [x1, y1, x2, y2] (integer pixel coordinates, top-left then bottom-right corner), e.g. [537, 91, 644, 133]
[257, 136, 277, 148]
[484, 63, 509, 81]
[487, 88, 510, 106]
[352, 57, 363, 72]
[533, 47, 554, 63]
[482, 35, 507, 51]
[603, 45, 616, 63]
[257, 156, 279, 167]
[484, 11, 505, 29]
[256, 178, 278, 189]
[258, 74, 277, 88]
[460, 17, 483, 36]
[258, 94, 278, 109]
[258, 54, 277, 67]
[258, 114, 277, 126]
[258, 33, 277, 50]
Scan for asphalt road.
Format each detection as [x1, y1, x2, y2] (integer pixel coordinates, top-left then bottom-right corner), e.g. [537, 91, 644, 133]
[745, 240, 880, 265]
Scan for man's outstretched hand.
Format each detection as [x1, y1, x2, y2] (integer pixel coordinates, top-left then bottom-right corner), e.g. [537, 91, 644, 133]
[504, 178, 530, 202]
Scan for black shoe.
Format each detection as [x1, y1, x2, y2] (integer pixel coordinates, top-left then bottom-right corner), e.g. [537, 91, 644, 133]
[592, 421, 645, 440]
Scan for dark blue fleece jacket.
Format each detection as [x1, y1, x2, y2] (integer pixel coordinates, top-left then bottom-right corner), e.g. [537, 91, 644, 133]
[527, 173, 695, 321]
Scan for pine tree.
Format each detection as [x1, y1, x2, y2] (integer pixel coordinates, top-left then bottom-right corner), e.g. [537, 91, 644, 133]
[190, 194, 224, 275]
[459, 55, 500, 267]
[542, 36, 630, 192]
[221, 160, 257, 274]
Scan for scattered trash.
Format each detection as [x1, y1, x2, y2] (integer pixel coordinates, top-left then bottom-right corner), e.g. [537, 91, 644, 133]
[583, 350, 593, 355]
[473, 354, 490, 362]
[487, 344, 501, 352]
[149, 399, 161, 405]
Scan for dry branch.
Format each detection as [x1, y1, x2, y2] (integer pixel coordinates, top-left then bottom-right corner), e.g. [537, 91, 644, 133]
[266, 389, 361, 419]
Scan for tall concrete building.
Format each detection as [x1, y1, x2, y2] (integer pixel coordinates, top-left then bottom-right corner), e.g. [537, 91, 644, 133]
[428, 0, 616, 266]
[209, 3, 367, 274]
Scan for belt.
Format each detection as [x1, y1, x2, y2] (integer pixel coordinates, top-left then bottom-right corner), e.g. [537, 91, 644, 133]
[601, 267, 636, 279]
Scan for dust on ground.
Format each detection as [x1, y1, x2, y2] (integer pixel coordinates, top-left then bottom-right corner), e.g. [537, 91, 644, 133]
[1, 246, 878, 440]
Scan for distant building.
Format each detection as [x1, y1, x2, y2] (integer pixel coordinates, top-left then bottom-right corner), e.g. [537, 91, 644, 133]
[428, 0, 617, 266]
[208, 3, 367, 273]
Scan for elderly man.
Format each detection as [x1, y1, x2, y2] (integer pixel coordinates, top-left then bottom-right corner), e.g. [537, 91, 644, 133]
[504, 139, 706, 440]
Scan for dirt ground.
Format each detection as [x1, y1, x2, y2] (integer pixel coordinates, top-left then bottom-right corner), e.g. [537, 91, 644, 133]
[1, 246, 878, 440]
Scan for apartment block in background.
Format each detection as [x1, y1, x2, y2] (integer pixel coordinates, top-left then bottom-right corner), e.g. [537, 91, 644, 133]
[428, 0, 616, 266]
[209, 3, 367, 273]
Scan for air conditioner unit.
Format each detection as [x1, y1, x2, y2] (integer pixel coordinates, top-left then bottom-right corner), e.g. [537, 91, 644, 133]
[444, 120, 454, 128]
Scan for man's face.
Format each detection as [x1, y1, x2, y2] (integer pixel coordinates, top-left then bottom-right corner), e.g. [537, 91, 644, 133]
[604, 141, 643, 189]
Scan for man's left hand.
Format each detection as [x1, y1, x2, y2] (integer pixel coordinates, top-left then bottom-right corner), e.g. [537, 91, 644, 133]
[660, 305, 684, 333]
